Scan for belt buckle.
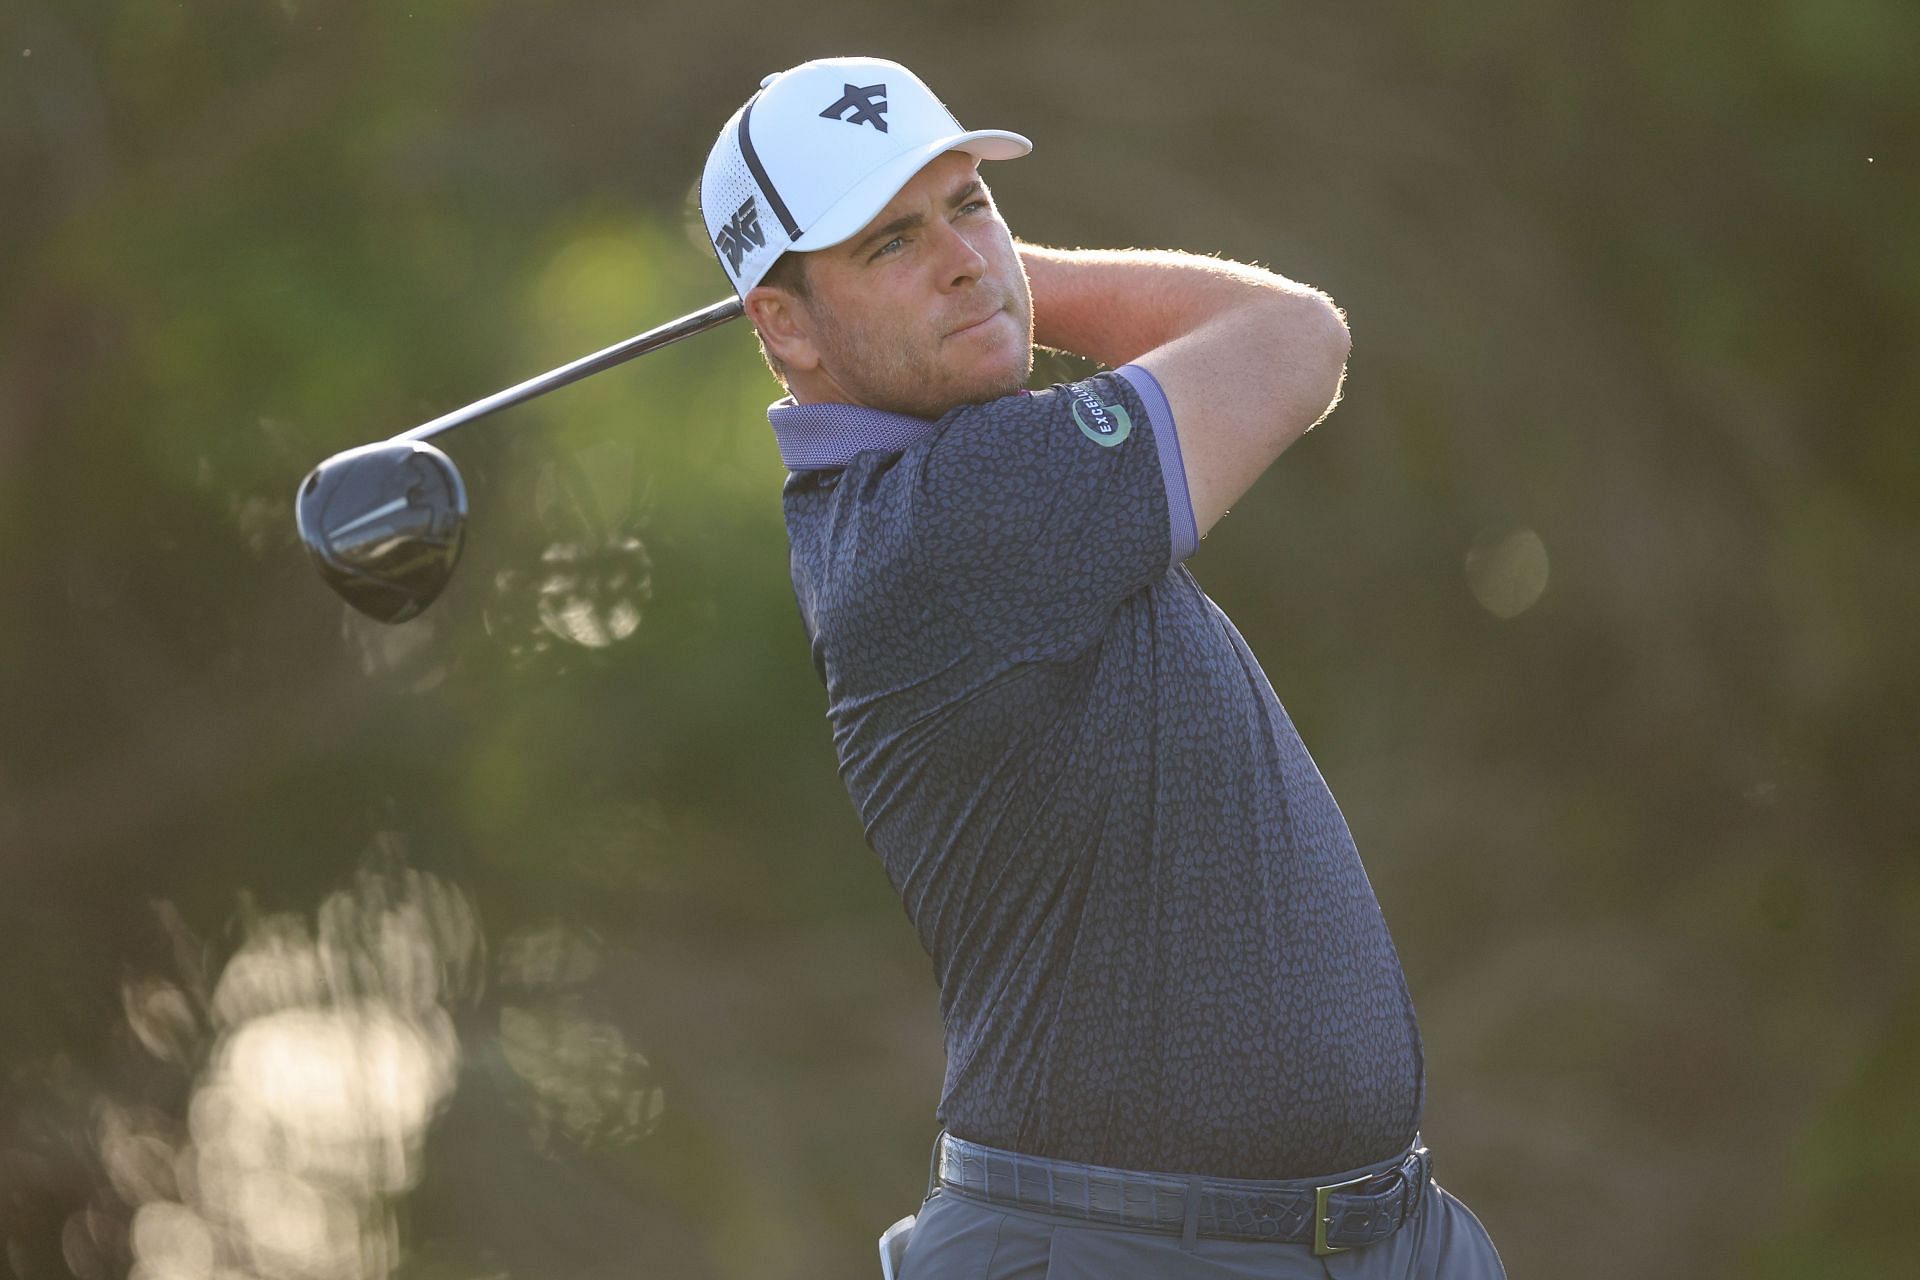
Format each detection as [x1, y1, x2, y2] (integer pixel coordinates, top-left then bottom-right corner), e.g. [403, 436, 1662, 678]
[1312, 1171, 1376, 1257]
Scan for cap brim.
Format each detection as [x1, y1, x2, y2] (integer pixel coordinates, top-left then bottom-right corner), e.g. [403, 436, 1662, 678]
[788, 129, 1032, 254]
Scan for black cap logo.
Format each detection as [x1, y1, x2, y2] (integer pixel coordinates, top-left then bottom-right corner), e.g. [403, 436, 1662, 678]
[820, 83, 889, 132]
[714, 196, 766, 274]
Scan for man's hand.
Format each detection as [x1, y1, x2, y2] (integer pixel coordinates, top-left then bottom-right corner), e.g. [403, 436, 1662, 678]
[1019, 245, 1351, 538]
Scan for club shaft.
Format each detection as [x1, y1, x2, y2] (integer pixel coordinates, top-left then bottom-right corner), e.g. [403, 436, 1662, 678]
[396, 296, 745, 443]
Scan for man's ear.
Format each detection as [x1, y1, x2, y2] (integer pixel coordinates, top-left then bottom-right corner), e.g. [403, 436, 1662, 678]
[744, 285, 821, 373]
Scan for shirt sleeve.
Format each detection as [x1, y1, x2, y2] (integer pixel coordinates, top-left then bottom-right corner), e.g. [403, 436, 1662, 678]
[905, 364, 1199, 660]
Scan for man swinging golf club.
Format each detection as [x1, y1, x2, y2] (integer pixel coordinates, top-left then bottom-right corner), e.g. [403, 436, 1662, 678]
[702, 57, 1504, 1277]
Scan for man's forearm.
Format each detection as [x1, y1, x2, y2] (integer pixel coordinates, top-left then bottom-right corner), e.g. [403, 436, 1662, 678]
[1018, 243, 1351, 536]
[1018, 243, 1342, 369]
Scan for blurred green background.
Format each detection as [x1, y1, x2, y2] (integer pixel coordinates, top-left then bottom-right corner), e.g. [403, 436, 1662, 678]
[3, 2, 1916, 1278]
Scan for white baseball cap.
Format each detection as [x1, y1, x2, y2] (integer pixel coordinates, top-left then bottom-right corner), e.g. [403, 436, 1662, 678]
[700, 57, 1031, 296]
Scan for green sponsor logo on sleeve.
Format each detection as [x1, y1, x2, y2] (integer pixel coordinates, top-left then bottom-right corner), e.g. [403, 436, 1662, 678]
[1068, 384, 1133, 447]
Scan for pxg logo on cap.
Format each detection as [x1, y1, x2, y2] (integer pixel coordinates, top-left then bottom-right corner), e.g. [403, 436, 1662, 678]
[820, 81, 890, 131]
[699, 57, 1032, 296]
[713, 198, 765, 274]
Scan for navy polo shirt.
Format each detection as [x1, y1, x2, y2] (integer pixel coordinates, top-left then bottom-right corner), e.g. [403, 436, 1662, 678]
[773, 366, 1423, 1179]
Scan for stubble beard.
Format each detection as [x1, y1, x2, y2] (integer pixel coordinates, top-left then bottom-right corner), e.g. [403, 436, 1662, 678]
[812, 288, 1035, 420]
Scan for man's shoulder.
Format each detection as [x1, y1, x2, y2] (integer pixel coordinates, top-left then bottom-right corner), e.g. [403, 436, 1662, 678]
[779, 364, 1166, 575]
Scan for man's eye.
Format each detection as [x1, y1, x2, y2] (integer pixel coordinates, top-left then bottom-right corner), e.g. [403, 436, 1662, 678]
[872, 237, 904, 260]
[959, 200, 987, 216]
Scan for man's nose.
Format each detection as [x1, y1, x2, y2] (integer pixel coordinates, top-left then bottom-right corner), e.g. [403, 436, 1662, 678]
[931, 221, 987, 289]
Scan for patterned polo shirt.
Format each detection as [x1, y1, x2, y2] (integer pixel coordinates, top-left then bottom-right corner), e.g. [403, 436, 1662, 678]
[772, 365, 1423, 1178]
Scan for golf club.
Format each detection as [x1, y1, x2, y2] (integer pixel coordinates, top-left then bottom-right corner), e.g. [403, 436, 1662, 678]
[297, 295, 744, 623]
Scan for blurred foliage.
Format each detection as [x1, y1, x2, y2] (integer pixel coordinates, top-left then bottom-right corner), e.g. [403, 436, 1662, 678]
[2, 2, 1916, 1278]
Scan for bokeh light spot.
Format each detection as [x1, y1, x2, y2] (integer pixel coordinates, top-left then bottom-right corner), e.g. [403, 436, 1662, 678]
[92, 867, 481, 1280]
[1465, 527, 1551, 618]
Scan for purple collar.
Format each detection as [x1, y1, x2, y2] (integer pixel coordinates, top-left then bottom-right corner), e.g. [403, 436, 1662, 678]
[766, 397, 942, 471]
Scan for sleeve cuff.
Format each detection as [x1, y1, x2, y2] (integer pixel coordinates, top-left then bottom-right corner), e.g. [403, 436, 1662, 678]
[1114, 363, 1199, 566]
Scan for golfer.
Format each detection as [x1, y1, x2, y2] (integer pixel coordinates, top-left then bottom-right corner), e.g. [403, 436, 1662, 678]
[701, 58, 1504, 1278]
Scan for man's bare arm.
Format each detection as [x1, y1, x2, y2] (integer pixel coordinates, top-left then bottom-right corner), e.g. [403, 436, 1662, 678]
[1019, 245, 1351, 538]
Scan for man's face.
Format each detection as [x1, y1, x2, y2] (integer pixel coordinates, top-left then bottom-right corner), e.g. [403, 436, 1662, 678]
[779, 151, 1033, 418]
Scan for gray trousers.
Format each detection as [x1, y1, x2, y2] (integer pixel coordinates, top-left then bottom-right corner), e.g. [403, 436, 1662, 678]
[895, 1178, 1505, 1279]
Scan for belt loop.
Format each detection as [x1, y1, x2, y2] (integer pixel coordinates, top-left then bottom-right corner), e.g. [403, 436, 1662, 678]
[926, 1128, 947, 1203]
[1180, 1175, 1203, 1253]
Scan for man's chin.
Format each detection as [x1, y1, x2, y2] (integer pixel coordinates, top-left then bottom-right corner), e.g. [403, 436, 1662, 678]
[970, 339, 1036, 399]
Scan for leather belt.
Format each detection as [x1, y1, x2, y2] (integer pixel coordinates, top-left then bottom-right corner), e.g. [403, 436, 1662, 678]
[935, 1132, 1431, 1256]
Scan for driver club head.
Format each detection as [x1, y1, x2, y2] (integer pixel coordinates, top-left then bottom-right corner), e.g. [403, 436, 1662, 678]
[296, 440, 468, 624]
